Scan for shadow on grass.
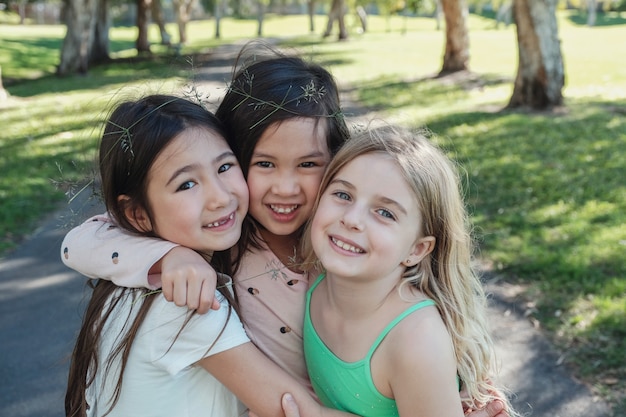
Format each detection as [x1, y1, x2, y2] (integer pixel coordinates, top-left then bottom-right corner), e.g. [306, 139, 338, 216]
[472, 9, 626, 27]
[2, 34, 141, 85]
[7, 52, 202, 97]
[356, 71, 513, 112]
[567, 10, 626, 26]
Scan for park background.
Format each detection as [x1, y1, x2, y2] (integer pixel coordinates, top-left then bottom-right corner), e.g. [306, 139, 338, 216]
[0, 0, 625, 415]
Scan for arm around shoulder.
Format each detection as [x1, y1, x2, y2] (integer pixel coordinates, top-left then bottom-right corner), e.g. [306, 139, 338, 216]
[199, 343, 358, 417]
[60, 213, 179, 289]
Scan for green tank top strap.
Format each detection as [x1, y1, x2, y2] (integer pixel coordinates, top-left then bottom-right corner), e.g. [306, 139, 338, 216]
[366, 299, 437, 358]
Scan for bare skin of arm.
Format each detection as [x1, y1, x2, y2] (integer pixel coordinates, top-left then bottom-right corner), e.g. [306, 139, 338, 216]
[199, 342, 356, 417]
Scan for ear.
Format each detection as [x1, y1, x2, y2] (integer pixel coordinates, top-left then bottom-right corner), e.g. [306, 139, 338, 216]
[402, 236, 435, 267]
[117, 195, 152, 232]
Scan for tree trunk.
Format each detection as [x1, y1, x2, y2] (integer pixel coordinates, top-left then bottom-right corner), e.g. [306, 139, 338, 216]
[214, 0, 223, 38]
[435, 0, 443, 30]
[507, 0, 564, 109]
[151, 0, 172, 45]
[57, 0, 99, 75]
[0, 66, 9, 101]
[90, 0, 110, 64]
[308, 0, 315, 32]
[356, 5, 367, 33]
[586, 0, 597, 26]
[322, 0, 348, 40]
[439, 0, 469, 74]
[136, 0, 151, 53]
[257, 1, 265, 37]
[18, 1, 26, 24]
[173, 0, 194, 44]
[495, 1, 513, 28]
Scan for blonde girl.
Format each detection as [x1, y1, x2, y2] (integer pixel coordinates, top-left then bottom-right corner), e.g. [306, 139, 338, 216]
[300, 124, 517, 416]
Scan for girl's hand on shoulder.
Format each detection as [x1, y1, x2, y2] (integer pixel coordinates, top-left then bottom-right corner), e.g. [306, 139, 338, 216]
[463, 399, 507, 417]
[160, 246, 220, 314]
[461, 383, 509, 417]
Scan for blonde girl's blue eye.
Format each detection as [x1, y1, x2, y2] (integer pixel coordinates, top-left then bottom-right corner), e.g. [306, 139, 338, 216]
[333, 191, 351, 201]
[377, 208, 396, 220]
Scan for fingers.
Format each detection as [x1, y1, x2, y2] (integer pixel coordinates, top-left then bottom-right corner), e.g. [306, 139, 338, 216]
[281, 393, 301, 417]
[465, 399, 505, 417]
[161, 278, 175, 303]
[159, 246, 219, 313]
[161, 267, 217, 313]
[196, 279, 220, 314]
[486, 400, 507, 417]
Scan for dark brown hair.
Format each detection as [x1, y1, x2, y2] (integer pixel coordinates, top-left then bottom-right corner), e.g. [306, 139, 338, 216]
[215, 41, 350, 273]
[65, 95, 238, 417]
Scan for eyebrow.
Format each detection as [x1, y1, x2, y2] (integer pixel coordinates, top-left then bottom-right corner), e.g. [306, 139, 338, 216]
[252, 150, 328, 160]
[166, 150, 235, 186]
[329, 178, 408, 216]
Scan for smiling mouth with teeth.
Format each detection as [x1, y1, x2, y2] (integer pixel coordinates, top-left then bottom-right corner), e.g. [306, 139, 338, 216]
[205, 212, 234, 228]
[270, 205, 299, 214]
[331, 237, 364, 253]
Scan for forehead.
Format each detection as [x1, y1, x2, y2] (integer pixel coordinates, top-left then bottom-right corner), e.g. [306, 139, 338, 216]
[255, 118, 329, 156]
[151, 127, 229, 169]
[334, 153, 415, 197]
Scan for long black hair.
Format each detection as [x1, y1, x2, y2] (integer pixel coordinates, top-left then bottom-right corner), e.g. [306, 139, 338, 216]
[65, 95, 239, 417]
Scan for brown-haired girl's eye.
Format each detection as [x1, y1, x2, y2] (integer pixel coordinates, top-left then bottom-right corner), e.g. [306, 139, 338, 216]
[177, 181, 196, 191]
[218, 163, 233, 173]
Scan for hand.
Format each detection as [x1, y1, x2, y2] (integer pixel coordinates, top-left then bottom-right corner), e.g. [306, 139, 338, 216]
[282, 393, 301, 417]
[160, 246, 220, 314]
[461, 383, 509, 417]
[242, 394, 300, 417]
[464, 399, 507, 417]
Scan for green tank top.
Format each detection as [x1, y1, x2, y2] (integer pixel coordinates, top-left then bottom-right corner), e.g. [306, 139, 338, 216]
[303, 274, 437, 416]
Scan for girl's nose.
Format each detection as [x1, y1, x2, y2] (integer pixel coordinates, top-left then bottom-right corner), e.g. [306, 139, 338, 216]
[340, 204, 364, 231]
[206, 180, 231, 210]
[271, 172, 300, 196]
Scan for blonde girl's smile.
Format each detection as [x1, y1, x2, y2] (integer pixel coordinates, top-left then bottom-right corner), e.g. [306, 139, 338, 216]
[311, 152, 426, 280]
[329, 236, 365, 254]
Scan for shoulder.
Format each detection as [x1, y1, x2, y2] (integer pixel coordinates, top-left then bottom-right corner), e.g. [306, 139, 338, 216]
[385, 301, 455, 373]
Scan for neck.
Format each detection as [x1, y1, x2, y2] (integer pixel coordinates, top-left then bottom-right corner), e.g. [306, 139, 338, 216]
[198, 250, 214, 263]
[322, 271, 402, 319]
[258, 228, 302, 272]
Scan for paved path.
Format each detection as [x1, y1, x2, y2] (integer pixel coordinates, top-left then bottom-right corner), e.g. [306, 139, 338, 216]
[0, 42, 612, 417]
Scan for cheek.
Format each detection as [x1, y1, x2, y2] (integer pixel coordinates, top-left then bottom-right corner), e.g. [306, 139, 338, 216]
[310, 200, 331, 234]
[230, 175, 250, 209]
[310, 216, 325, 253]
[303, 173, 324, 204]
[245, 173, 264, 204]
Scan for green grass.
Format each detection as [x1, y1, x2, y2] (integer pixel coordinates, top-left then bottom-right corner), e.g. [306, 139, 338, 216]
[1, 9, 625, 415]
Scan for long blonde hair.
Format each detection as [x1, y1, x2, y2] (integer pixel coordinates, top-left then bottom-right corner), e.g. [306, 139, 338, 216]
[303, 124, 516, 414]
